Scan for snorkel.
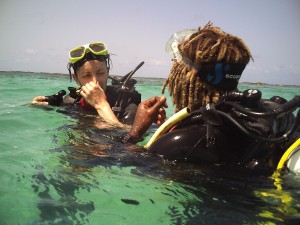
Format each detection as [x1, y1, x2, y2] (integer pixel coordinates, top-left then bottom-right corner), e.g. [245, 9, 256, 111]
[109, 61, 144, 90]
[110, 61, 144, 118]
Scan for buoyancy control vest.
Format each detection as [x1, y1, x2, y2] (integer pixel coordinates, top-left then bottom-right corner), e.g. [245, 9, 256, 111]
[147, 89, 300, 170]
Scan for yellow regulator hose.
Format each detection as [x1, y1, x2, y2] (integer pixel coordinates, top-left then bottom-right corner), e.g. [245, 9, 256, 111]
[277, 138, 300, 170]
[144, 107, 191, 149]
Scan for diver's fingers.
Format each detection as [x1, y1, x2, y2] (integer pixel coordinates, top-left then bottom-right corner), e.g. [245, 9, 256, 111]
[161, 96, 168, 108]
[157, 108, 166, 120]
[32, 96, 48, 105]
[80, 86, 87, 97]
[150, 96, 167, 113]
[158, 107, 166, 115]
[144, 96, 160, 106]
[33, 96, 46, 101]
[155, 116, 166, 126]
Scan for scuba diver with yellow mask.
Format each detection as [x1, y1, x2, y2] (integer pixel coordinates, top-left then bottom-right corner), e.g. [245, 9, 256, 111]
[32, 42, 143, 126]
[125, 22, 300, 173]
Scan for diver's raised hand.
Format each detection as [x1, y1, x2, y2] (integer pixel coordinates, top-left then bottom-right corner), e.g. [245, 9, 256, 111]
[80, 81, 107, 108]
[80, 81, 122, 126]
[128, 96, 168, 140]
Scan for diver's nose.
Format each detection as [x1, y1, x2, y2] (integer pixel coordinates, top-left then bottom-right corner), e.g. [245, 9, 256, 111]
[92, 74, 98, 84]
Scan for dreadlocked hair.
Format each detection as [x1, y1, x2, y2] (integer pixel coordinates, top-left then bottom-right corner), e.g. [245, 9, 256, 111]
[162, 22, 253, 112]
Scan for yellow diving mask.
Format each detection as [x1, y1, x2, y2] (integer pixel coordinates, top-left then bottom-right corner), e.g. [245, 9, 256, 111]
[69, 42, 108, 65]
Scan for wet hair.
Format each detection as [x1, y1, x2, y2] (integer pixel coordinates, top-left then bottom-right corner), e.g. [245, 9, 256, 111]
[162, 22, 253, 112]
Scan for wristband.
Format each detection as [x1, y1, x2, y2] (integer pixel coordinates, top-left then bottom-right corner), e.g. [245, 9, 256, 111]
[121, 133, 140, 144]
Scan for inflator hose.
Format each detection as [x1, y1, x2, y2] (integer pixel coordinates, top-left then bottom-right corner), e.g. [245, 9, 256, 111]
[277, 138, 300, 170]
[144, 107, 190, 149]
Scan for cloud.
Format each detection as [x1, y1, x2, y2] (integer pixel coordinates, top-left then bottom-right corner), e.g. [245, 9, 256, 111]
[16, 58, 31, 63]
[25, 49, 36, 55]
[147, 59, 165, 66]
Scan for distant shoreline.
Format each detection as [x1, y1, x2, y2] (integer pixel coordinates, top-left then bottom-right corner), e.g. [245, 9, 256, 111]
[238, 82, 300, 88]
[1, 70, 299, 87]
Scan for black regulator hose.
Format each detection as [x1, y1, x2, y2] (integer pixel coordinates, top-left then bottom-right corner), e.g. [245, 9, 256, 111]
[217, 110, 297, 143]
[187, 94, 300, 143]
[223, 95, 300, 118]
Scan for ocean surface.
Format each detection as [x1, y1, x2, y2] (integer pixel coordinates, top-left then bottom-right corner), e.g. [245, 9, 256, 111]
[0, 71, 300, 225]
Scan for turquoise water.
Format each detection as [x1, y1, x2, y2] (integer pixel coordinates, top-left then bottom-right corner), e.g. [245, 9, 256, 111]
[0, 71, 300, 225]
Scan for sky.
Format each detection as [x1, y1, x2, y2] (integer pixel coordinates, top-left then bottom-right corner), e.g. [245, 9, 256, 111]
[0, 0, 299, 85]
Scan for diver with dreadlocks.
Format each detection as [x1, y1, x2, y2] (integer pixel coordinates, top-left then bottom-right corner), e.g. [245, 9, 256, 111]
[125, 22, 300, 172]
[32, 42, 142, 125]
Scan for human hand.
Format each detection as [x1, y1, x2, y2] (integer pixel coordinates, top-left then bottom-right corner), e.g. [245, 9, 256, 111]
[32, 96, 49, 105]
[80, 81, 122, 125]
[129, 96, 168, 140]
[80, 81, 107, 108]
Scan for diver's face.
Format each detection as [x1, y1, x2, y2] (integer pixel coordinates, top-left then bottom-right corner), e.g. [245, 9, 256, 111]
[75, 60, 108, 90]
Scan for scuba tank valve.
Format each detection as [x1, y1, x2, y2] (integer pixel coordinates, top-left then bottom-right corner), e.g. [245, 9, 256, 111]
[222, 89, 262, 106]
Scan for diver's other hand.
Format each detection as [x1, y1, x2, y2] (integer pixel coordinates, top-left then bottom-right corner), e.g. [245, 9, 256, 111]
[32, 96, 49, 105]
[155, 100, 167, 126]
[129, 96, 168, 140]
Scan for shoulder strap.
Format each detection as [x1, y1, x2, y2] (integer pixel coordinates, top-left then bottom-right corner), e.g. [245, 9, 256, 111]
[201, 103, 223, 149]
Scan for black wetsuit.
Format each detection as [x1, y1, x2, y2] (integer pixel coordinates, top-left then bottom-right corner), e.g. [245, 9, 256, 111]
[148, 95, 298, 170]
